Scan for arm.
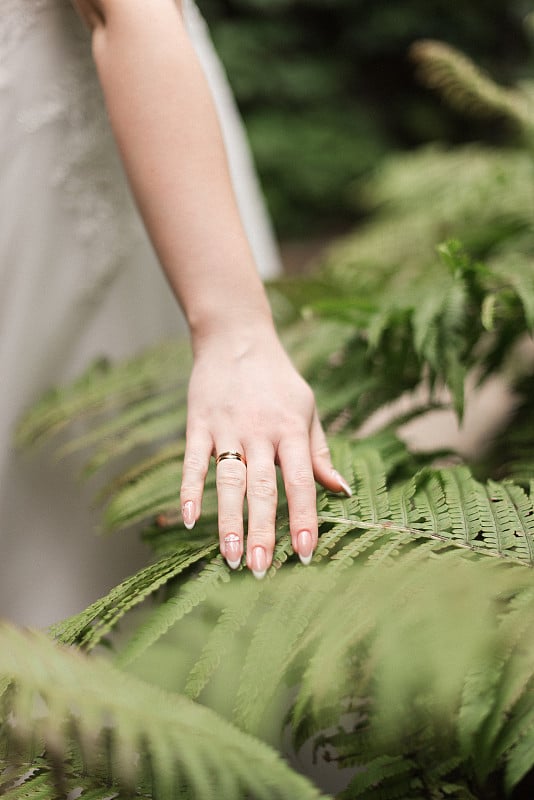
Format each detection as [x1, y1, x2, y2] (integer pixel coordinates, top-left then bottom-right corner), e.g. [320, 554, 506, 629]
[72, 0, 351, 575]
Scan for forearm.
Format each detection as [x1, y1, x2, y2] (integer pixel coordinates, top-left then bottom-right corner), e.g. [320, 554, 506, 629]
[76, 0, 273, 343]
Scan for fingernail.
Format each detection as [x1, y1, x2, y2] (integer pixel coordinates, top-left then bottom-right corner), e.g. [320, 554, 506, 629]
[297, 530, 313, 566]
[224, 533, 242, 570]
[251, 546, 267, 580]
[182, 501, 195, 530]
[332, 469, 352, 497]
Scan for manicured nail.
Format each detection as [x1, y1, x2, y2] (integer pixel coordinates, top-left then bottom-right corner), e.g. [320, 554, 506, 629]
[297, 530, 313, 566]
[333, 469, 352, 497]
[251, 546, 267, 580]
[224, 533, 242, 570]
[182, 501, 195, 530]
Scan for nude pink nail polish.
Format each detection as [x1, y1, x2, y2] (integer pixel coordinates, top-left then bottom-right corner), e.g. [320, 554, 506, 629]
[251, 546, 267, 580]
[182, 501, 195, 530]
[332, 469, 352, 497]
[297, 530, 313, 566]
[224, 533, 242, 570]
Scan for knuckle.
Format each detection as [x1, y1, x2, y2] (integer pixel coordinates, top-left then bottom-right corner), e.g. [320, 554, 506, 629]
[180, 482, 201, 500]
[248, 476, 277, 501]
[182, 453, 207, 475]
[286, 470, 316, 493]
[313, 443, 331, 460]
[283, 421, 309, 439]
[217, 465, 246, 490]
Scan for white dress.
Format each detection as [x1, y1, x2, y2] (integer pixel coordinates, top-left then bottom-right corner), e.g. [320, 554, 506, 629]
[0, 0, 281, 626]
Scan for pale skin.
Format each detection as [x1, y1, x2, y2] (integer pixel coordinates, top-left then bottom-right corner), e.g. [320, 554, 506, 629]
[72, 0, 351, 576]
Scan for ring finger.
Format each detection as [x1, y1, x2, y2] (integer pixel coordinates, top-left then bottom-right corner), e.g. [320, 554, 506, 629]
[215, 444, 247, 570]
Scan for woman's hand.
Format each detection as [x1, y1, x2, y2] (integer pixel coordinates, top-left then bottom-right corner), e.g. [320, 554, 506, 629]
[180, 323, 352, 577]
[78, 0, 351, 568]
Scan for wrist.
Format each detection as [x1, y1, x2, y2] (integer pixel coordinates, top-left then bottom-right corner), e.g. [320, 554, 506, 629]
[191, 311, 281, 360]
[189, 299, 276, 353]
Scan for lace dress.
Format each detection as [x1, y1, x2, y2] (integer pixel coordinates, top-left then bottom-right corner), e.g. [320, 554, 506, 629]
[0, 0, 280, 626]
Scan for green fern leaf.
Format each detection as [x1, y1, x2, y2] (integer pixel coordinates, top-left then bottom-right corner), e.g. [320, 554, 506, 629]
[81, 406, 187, 477]
[0, 624, 326, 800]
[511, 268, 534, 331]
[388, 479, 417, 528]
[184, 579, 262, 700]
[57, 390, 182, 459]
[103, 460, 185, 530]
[51, 542, 218, 649]
[116, 555, 231, 668]
[233, 567, 326, 735]
[439, 467, 487, 544]
[0, 770, 58, 800]
[16, 342, 189, 448]
[410, 40, 534, 133]
[505, 715, 534, 793]
[0, 759, 138, 799]
[351, 449, 390, 523]
[97, 440, 185, 508]
[486, 479, 534, 560]
[337, 755, 416, 800]
[410, 470, 451, 535]
[313, 522, 355, 563]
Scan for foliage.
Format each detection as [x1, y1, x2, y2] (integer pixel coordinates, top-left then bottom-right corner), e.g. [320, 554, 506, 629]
[0, 624, 324, 800]
[196, 0, 531, 234]
[6, 39, 534, 800]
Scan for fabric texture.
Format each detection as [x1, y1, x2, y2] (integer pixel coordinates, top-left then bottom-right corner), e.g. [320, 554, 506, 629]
[0, 0, 280, 625]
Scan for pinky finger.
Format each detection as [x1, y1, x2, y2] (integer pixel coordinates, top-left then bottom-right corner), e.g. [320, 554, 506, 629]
[310, 410, 352, 497]
[180, 428, 213, 530]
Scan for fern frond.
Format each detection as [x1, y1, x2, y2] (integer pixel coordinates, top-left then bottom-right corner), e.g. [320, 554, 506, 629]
[351, 448, 390, 523]
[97, 441, 185, 507]
[16, 342, 190, 448]
[411, 40, 534, 135]
[51, 541, 218, 649]
[410, 470, 453, 537]
[337, 755, 416, 800]
[506, 721, 534, 795]
[56, 390, 182, 460]
[81, 405, 186, 478]
[0, 757, 137, 800]
[232, 567, 327, 735]
[116, 554, 231, 668]
[0, 624, 326, 800]
[103, 460, 186, 530]
[184, 579, 262, 701]
[117, 534, 294, 671]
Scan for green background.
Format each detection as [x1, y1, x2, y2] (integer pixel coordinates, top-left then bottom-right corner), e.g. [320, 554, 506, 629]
[197, 0, 532, 235]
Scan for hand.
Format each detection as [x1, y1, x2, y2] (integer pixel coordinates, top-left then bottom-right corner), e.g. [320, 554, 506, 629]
[179, 324, 352, 577]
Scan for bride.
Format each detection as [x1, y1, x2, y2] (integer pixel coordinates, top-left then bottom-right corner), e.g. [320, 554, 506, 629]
[0, 0, 350, 625]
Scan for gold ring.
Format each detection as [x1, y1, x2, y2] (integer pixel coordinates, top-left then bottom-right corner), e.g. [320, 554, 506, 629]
[216, 450, 247, 467]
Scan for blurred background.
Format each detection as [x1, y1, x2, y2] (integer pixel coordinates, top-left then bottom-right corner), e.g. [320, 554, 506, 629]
[196, 0, 533, 265]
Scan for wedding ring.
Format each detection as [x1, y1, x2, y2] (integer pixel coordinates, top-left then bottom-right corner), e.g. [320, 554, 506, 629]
[216, 450, 247, 467]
